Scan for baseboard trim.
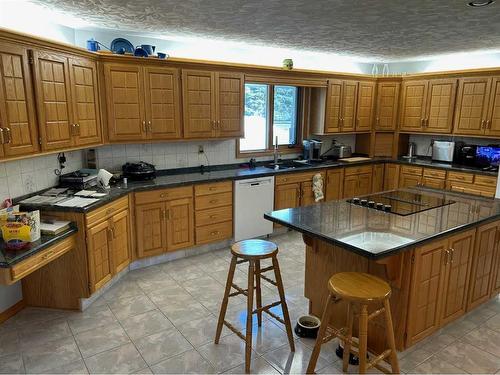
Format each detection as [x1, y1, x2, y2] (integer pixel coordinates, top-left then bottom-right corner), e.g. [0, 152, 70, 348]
[0, 300, 25, 324]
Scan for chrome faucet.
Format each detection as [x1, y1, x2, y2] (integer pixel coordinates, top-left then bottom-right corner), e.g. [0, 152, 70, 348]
[273, 136, 279, 165]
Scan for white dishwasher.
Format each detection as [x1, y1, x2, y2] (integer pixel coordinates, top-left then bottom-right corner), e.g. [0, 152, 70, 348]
[234, 176, 275, 241]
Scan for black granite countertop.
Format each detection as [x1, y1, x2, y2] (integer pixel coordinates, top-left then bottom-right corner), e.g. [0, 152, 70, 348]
[264, 187, 500, 260]
[18, 157, 498, 214]
[0, 226, 78, 268]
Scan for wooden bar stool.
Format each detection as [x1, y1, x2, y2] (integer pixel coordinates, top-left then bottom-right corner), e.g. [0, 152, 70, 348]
[215, 239, 295, 373]
[307, 272, 400, 374]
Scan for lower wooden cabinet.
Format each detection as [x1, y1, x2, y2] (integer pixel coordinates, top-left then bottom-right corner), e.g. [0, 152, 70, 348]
[325, 168, 344, 201]
[372, 164, 385, 193]
[135, 188, 195, 257]
[407, 229, 475, 346]
[274, 171, 326, 209]
[275, 183, 300, 210]
[468, 221, 499, 310]
[342, 166, 373, 198]
[384, 164, 400, 190]
[86, 202, 131, 293]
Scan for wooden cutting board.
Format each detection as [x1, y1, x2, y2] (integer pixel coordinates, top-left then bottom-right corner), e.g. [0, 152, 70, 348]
[339, 157, 372, 162]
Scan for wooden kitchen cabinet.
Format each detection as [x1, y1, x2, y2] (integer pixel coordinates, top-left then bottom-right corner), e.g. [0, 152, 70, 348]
[486, 77, 500, 136]
[325, 168, 344, 201]
[275, 183, 301, 210]
[355, 81, 375, 131]
[274, 171, 326, 209]
[135, 186, 195, 256]
[375, 81, 400, 130]
[372, 164, 385, 192]
[105, 63, 181, 141]
[342, 165, 373, 198]
[454, 77, 491, 135]
[467, 221, 498, 310]
[0, 43, 39, 157]
[182, 69, 244, 139]
[384, 164, 400, 190]
[400, 79, 456, 133]
[86, 198, 131, 292]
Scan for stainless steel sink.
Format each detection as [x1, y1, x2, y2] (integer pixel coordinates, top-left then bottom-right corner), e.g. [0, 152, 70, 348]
[337, 231, 414, 253]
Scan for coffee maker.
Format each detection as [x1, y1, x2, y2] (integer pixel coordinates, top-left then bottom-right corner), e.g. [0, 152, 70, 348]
[302, 139, 323, 161]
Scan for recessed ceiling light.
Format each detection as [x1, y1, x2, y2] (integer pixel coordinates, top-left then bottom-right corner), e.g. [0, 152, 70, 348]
[468, 0, 495, 7]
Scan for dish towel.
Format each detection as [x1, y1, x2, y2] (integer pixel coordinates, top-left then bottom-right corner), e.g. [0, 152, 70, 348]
[312, 173, 324, 202]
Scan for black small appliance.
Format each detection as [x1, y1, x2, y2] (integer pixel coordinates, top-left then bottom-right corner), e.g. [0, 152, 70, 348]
[59, 171, 97, 190]
[454, 142, 478, 167]
[122, 161, 156, 181]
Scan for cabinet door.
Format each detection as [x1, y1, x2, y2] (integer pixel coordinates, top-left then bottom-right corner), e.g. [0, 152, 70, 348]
[468, 221, 498, 310]
[440, 230, 475, 325]
[104, 64, 146, 141]
[182, 70, 216, 138]
[490, 243, 500, 297]
[341, 80, 358, 132]
[68, 57, 101, 146]
[407, 240, 447, 345]
[300, 178, 325, 206]
[372, 164, 385, 193]
[384, 164, 400, 190]
[86, 220, 113, 293]
[32, 50, 73, 150]
[356, 81, 375, 131]
[0, 44, 38, 157]
[399, 173, 421, 189]
[135, 202, 166, 258]
[325, 79, 342, 133]
[400, 80, 428, 132]
[486, 77, 500, 136]
[425, 79, 457, 133]
[110, 209, 130, 274]
[166, 197, 194, 251]
[216, 72, 244, 137]
[422, 177, 445, 189]
[342, 175, 358, 198]
[275, 183, 300, 210]
[143, 66, 182, 140]
[357, 172, 372, 196]
[375, 82, 400, 130]
[325, 168, 344, 201]
[454, 77, 491, 135]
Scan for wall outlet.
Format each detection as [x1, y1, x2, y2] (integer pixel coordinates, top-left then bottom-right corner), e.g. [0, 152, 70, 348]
[198, 145, 204, 154]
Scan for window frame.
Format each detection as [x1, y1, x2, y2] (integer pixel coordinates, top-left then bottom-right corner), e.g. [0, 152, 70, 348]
[236, 82, 304, 158]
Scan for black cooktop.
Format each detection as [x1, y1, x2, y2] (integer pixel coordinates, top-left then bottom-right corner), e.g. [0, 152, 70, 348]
[347, 190, 456, 216]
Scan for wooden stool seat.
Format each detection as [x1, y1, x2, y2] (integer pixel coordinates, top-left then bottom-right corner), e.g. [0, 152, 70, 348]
[328, 272, 391, 302]
[216, 239, 294, 373]
[230, 239, 278, 259]
[307, 272, 400, 374]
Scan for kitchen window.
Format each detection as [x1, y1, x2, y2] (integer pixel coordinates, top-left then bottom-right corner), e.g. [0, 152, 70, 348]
[238, 83, 302, 155]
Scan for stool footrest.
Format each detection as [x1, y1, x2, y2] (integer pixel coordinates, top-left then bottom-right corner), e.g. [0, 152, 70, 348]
[229, 283, 248, 297]
[222, 320, 246, 341]
[325, 326, 349, 345]
[367, 349, 392, 373]
[236, 259, 248, 265]
[260, 265, 274, 274]
[263, 308, 285, 324]
[260, 274, 277, 286]
[253, 301, 281, 315]
[368, 307, 385, 321]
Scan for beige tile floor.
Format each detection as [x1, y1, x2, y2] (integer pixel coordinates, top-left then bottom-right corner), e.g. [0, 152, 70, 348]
[1, 231, 499, 374]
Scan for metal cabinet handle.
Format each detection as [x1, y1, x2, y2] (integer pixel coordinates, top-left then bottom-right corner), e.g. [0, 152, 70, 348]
[0, 128, 4, 144]
[449, 248, 455, 263]
[486, 120, 491, 129]
[444, 249, 450, 265]
[481, 120, 486, 129]
[209, 199, 218, 204]
[148, 120, 152, 132]
[210, 231, 220, 236]
[75, 123, 81, 135]
[421, 118, 425, 126]
[376, 117, 380, 126]
[4, 127, 11, 144]
[142, 120, 147, 132]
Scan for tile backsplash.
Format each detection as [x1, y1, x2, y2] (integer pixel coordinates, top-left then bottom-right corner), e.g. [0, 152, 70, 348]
[409, 134, 498, 156]
[0, 151, 83, 201]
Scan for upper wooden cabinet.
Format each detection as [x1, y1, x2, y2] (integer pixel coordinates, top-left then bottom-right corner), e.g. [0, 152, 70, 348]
[33, 50, 102, 151]
[375, 81, 400, 130]
[105, 63, 181, 141]
[400, 78, 457, 133]
[454, 76, 500, 137]
[182, 69, 244, 139]
[0, 44, 39, 157]
[324, 79, 375, 133]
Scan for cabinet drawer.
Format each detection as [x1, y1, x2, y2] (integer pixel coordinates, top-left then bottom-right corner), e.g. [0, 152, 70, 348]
[10, 235, 76, 283]
[135, 186, 193, 205]
[475, 175, 497, 187]
[344, 165, 372, 176]
[400, 165, 423, 176]
[448, 171, 474, 183]
[195, 181, 232, 196]
[196, 221, 233, 245]
[195, 191, 232, 210]
[196, 206, 232, 227]
[275, 171, 320, 185]
[423, 168, 446, 179]
[86, 196, 128, 227]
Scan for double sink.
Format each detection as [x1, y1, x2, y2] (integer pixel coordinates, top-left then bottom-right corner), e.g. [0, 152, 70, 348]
[264, 159, 341, 170]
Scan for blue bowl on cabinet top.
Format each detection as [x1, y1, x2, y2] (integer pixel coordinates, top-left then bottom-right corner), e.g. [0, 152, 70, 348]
[110, 38, 134, 54]
[134, 47, 149, 57]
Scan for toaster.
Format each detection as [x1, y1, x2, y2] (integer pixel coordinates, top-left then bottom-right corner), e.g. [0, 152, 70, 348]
[330, 144, 352, 159]
[122, 161, 156, 181]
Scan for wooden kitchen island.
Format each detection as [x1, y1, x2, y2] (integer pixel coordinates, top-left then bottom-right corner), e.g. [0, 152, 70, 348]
[265, 187, 500, 354]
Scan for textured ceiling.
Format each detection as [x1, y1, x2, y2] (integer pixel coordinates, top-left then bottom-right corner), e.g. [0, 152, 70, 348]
[32, 0, 500, 61]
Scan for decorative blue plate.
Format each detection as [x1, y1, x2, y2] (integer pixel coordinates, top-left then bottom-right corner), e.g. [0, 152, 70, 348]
[110, 38, 134, 54]
[134, 47, 149, 57]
